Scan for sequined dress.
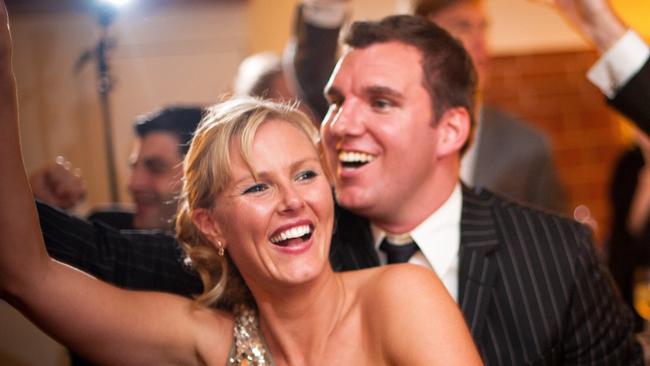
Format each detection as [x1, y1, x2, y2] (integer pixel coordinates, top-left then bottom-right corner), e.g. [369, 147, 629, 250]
[226, 305, 275, 366]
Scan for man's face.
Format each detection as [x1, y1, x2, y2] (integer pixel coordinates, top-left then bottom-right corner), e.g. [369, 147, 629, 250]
[321, 42, 444, 228]
[429, 0, 489, 84]
[127, 131, 184, 230]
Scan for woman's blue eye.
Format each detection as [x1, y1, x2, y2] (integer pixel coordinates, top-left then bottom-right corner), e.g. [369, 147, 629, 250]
[242, 183, 267, 194]
[296, 170, 317, 181]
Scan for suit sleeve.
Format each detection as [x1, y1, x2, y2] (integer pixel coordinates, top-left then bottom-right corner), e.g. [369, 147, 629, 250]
[287, 3, 342, 121]
[36, 201, 203, 297]
[562, 224, 643, 364]
[609, 59, 650, 136]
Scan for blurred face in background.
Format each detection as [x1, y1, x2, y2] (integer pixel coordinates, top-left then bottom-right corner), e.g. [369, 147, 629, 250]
[127, 131, 184, 230]
[428, 0, 490, 88]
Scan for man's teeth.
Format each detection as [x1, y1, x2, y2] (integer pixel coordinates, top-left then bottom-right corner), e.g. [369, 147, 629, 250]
[270, 225, 312, 244]
[338, 151, 375, 164]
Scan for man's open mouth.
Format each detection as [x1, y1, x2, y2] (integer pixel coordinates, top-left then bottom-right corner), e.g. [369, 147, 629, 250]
[338, 150, 376, 169]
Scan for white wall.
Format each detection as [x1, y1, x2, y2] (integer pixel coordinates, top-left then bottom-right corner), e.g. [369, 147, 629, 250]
[14, 2, 247, 208]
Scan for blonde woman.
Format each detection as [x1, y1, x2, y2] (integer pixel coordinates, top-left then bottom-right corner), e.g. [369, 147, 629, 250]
[0, 4, 481, 365]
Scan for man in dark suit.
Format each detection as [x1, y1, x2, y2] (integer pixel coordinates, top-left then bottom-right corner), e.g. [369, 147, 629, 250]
[36, 14, 641, 365]
[319, 14, 640, 364]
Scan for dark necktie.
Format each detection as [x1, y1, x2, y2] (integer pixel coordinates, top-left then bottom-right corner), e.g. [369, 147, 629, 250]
[379, 236, 418, 264]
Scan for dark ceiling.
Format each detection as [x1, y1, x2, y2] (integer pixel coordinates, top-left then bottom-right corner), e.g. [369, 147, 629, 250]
[5, 0, 242, 14]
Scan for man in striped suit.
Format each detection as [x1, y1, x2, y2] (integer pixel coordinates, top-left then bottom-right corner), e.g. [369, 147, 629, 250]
[36, 13, 641, 366]
[319, 15, 641, 364]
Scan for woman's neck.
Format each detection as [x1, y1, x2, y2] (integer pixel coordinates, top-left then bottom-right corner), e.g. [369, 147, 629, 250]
[253, 270, 347, 365]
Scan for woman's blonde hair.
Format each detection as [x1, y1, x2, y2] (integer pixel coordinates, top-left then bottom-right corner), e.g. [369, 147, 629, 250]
[175, 97, 319, 310]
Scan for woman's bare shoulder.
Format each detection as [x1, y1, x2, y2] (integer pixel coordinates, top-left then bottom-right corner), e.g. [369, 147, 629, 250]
[342, 264, 449, 325]
[349, 265, 482, 365]
[344, 264, 443, 297]
[187, 302, 236, 364]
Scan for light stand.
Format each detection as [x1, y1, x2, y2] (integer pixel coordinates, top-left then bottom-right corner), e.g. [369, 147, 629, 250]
[76, 2, 123, 203]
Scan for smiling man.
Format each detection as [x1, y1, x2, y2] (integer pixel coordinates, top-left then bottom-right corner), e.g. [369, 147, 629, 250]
[87, 106, 203, 231]
[318, 15, 641, 365]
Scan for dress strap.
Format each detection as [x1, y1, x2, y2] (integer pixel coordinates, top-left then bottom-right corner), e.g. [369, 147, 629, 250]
[227, 304, 275, 366]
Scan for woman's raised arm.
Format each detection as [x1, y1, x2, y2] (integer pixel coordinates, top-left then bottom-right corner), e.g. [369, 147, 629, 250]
[0, 3, 230, 364]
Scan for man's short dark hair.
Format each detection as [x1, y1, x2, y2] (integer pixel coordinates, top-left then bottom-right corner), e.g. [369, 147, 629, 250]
[134, 106, 204, 155]
[343, 15, 477, 136]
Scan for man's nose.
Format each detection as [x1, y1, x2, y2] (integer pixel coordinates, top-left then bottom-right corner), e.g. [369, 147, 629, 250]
[324, 101, 364, 138]
[127, 168, 148, 193]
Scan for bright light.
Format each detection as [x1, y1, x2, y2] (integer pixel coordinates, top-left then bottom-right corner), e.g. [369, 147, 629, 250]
[98, 0, 132, 7]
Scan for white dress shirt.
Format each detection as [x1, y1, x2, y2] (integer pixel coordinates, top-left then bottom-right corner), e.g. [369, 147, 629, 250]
[301, 0, 349, 29]
[588, 30, 650, 99]
[372, 184, 463, 301]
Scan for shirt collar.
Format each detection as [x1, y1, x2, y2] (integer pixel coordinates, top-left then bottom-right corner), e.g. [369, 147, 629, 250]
[372, 183, 462, 274]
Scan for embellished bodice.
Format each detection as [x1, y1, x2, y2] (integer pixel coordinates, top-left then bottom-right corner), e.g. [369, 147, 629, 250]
[226, 305, 275, 366]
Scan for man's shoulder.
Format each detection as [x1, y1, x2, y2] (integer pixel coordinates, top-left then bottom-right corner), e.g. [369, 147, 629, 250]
[87, 207, 135, 230]
[462, 186, 588, 241]
[461, 186, 597, 295]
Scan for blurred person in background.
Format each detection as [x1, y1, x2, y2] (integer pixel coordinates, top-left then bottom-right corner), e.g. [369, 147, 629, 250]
[608, 131, 650, 331]
[31, 106, 204, 231]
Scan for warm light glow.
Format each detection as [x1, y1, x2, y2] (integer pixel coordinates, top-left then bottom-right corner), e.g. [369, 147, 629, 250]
[98, 0, 132, 7]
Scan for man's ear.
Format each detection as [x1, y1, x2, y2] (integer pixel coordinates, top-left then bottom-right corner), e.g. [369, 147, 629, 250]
[191, 208, 224, 246]
[435, 107, 471, 158]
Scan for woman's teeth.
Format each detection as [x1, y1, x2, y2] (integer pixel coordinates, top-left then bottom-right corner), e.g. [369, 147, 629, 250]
[270, 225, 312, 244]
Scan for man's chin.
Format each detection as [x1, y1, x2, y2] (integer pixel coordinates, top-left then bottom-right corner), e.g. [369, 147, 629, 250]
[334, 187, 376, 214]
[133, 211, 168, 231]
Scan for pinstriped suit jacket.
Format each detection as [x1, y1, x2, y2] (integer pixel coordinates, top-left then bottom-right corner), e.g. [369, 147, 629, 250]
[37, 186, 641, 365]
[329, 186, 642, 365]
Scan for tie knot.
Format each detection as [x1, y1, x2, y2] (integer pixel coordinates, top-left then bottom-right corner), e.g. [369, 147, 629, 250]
[380, 235, 418, 264]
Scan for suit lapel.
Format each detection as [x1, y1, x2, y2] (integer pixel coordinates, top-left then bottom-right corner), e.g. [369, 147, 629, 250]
[458, 186, 500, 338]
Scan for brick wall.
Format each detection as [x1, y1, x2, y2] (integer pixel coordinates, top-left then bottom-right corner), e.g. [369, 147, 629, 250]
[483, 50, 629, 245]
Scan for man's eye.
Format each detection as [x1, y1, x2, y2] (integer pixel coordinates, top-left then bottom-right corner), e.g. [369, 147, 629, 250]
[296, 170, 317, 181]
[372, 99, 392, 110]
[148, 166, 168, 175]
[242, 183, 268, 195]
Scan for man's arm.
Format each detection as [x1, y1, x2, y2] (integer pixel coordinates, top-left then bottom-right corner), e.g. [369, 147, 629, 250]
[37, 201, 202, 297]
[540, 0, 650, 134]
[285, 0, 348, 120]
[608, 59, 650, 135]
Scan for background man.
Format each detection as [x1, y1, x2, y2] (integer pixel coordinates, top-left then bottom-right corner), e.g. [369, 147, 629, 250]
[32, 106, 204, 231]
